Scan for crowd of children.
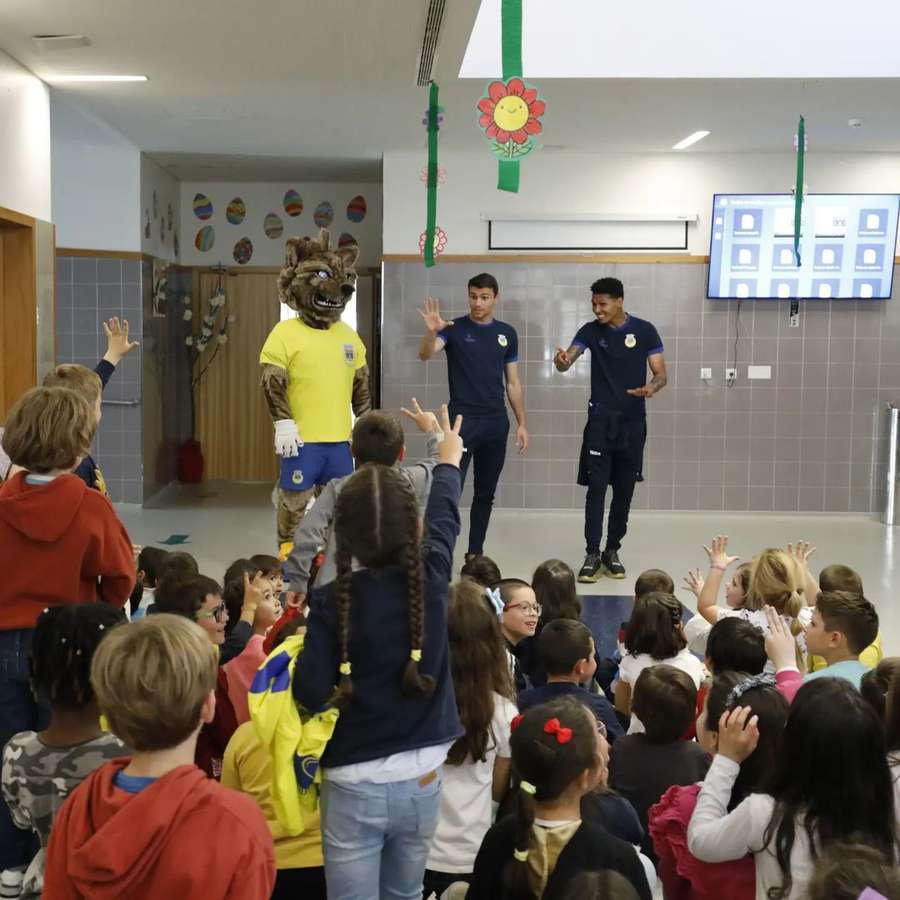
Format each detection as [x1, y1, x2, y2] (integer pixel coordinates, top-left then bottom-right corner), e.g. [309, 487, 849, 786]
[1, 367, 900, 900]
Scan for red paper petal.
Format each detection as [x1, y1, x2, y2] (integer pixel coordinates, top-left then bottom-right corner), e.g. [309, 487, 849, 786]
[507, 77, 525, 96]
[486, 123, 499, 138]
[479, 112, 493, 128]
[522, 87, 538, 104]
[488, 81, 508, 103]
[529, 99, 546, 118]
[496, 129, 511, 143]
[511, 129, 529, 144]
[524, 118, 542, 135]
[477, 97, 495, 114]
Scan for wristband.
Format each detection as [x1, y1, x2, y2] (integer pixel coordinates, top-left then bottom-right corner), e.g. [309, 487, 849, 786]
[710, 564, 727, 571]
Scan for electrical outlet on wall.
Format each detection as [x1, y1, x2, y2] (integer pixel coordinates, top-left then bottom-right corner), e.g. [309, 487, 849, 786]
[700, 367, 712, 380]
[725, 368, 737, 383]
[789, 313, 800, 328]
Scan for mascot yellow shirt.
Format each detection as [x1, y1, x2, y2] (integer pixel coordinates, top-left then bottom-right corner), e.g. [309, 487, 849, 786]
[260, 318, 366, 443]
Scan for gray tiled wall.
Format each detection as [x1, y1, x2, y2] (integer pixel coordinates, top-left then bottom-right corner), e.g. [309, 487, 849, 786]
[55, 255, 144, 503]
[382, 261, 900, 513]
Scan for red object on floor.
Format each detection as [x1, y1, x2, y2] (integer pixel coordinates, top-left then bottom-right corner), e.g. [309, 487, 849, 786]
[178, 440, 204, 483]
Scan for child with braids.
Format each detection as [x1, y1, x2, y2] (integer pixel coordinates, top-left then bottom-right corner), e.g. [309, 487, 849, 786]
[688, 678, 896, 899]
[293, 405, 465, 900]
[2, 605, 126, 899]
[467, 697, 651, 900]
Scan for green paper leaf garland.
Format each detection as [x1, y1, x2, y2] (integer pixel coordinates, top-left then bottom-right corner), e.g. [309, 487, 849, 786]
[424, 81, 440, 268]
[794, 116, 805, 267]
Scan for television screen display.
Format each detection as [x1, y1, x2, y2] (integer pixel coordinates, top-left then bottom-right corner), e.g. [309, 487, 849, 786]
[707, 193, 900, 299]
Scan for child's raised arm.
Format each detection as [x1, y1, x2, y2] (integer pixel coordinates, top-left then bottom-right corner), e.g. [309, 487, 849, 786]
[786, 540, 818, 607]
[687, 535, 740, 626]
[422, 406, 463, 583]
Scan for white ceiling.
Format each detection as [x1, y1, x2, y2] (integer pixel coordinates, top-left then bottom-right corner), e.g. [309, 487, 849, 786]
[3, 0, 900, 182]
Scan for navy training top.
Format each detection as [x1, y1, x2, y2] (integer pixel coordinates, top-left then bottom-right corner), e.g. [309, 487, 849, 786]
[438, 315, 518, 416]
[571, 314, 663, 422]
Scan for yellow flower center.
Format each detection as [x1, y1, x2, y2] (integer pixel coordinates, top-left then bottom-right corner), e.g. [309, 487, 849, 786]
[493, 95, 529, 132]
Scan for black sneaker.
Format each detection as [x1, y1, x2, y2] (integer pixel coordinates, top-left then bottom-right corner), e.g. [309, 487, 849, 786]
[601, 549, 626, 580]
[577, 553, 603, 583]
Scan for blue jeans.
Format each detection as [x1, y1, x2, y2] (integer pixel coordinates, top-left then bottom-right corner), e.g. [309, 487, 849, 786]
[320, 773, 443, 900]
[0, 628, 47, 869]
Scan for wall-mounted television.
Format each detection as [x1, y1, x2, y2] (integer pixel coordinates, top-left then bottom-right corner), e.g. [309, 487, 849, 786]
[707, 193, 900, 299]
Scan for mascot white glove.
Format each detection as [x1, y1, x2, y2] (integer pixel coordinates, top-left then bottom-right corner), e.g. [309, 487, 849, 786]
[274, 419, 303, 457]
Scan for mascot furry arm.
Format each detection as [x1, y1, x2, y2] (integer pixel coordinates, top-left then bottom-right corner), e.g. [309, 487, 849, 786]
[260, 229, 371, 550]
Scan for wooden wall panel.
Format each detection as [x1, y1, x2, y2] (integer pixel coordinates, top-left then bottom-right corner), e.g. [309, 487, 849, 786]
[194, 272, 280, 480]
[0, 222, 36, 418]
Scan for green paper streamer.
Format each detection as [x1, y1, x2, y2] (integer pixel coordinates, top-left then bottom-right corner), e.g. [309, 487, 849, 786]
[424, 81, 439, 268]
[499, 0, 523, 193]
[794, 115, 805, 267]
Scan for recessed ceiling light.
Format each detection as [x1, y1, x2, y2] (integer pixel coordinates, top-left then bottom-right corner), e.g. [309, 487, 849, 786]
[672, 130, 710, 151]
[47, 74, 148, 83]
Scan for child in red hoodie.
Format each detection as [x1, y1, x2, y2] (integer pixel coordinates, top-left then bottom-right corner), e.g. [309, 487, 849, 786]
[0, 386, 134, 873]
[44, 613, 275, 899]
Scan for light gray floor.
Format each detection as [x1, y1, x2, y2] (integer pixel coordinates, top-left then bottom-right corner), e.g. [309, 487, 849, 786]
[119, 481, 900, 653]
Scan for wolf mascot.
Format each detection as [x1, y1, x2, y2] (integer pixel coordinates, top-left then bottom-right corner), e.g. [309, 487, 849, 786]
[260, 229, 370, 555]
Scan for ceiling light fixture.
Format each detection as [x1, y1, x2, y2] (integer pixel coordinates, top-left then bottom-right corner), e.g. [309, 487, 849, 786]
[672, 130, 710, 151]
[47, 74, 148, 83]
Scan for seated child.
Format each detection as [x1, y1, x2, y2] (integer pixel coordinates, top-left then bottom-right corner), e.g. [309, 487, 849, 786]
[687, 679, 894, 900]
[496, 579, 540, 693]
[222, 576, 281, 724]
[649, 670, 788, 900]
[285, 403, 442, 601]
[808, 563, 882, 671]
[43, 614, 275, 898]
[249, 554, 284, 596]
[222, 620, 325, 900]
[518, 619, 623, 742]
[424, 579, 518, 900]
[528, 559, 581, 687]
[615, 593, 704, 734]
[803, 590, 879, 689]
[806, 842, 900, 900]
[129, 546, 169, 620]
[860, 658, 900, 813]
[466, 697, 652, 900]
[1, 605, 127, 899]
[685, 535, 761, 630]
[461, 554, 502, 587]
[609, 665, 709, 860]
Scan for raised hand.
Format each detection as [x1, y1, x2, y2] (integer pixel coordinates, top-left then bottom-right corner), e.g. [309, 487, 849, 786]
[437, 404, 464, 467]
[554, 346, 571, 371]
[716, 706, 760, 764]
[240, 571, 266, 619]
[418, 297, 451, 334]
[682, 567, 705, 599]
[786, 540, 817, 567]
[103, 317, 140, 364]
[401, 397, 441, 434]
[704, 535, 740, 571]
[764, 605, 798, 671]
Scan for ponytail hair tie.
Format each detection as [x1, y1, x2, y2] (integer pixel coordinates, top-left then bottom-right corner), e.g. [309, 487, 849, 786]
[726, 672, 775, 709]
[859, 891, 888, 900]
[339, 662, 352, 676]
[485, 586, 504, 617]
[99, 714, 111, 733]
[409, 649, 422, 663]
[519, 780, 537, 795]
[513, 849, 529, 862]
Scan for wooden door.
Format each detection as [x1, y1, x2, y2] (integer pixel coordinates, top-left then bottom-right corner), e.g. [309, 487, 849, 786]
[194, 272, 280, 480]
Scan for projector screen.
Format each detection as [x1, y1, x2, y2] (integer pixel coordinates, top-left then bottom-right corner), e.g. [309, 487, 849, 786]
[707, 194, 900, 300]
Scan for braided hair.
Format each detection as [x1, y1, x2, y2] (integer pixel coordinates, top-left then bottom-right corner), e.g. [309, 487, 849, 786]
[505, 697, 602, 900]
[30, 604, 126, 710]
[330, 463, 434, 708]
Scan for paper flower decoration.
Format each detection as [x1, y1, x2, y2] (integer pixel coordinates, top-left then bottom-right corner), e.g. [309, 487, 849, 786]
[422, 107, 445, 130]
[183, 310, 193, 321]
[185, 336, 193, 347]
[420, 165, 446, 186]
[419, 226, 448, 258]
[478, 78, 545, 159]
[183, 296, 192, 306]
[217, 334, 228, 345]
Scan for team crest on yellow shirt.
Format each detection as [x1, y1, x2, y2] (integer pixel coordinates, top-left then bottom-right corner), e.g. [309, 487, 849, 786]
[624, 334, 637, 349]
[292, 470, 305, 486]
[497, 334, 508, 348]
[343, 344, 355, 365]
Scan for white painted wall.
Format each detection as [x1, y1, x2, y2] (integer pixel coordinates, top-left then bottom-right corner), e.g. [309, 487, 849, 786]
[383, 150, 900, 256]
[0, 50, 51, 221]
[50, 91, 141, 251]
[179, 181, 382, 269]
[141, 155, 181, 262]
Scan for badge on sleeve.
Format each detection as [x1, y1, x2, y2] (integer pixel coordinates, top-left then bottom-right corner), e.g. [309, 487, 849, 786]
[624, 334, 637, 349]
[498, 334, 508, 347]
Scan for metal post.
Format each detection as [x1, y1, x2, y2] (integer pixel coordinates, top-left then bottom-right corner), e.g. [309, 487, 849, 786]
[885, 405, 899, 526]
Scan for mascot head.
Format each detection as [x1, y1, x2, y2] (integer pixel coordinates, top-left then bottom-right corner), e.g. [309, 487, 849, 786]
[278, 229, 359, 328]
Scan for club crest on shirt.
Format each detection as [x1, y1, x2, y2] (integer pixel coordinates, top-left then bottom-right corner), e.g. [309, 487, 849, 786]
[343, 344, 355, 365]
[624, 334, 637, 349]
[498, 334, 508, 348]
[292, 470, 305, 486]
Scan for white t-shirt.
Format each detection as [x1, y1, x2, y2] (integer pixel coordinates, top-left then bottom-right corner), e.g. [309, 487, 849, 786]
[427, 693, 517, 874]
[718, 606, 813, 660]
[619, 648, 705, 735]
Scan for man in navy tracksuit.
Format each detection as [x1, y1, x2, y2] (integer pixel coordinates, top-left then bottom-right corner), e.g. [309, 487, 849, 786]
[555, 277, 668, 583]
[418, 273, 528, 559]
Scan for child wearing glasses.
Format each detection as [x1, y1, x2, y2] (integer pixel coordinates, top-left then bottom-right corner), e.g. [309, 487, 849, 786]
[495, 579, 540, 693]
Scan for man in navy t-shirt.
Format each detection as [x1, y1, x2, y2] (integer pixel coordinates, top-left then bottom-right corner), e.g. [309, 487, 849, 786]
[554, 277, 667, 582]
[418, 273, 528, 557]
